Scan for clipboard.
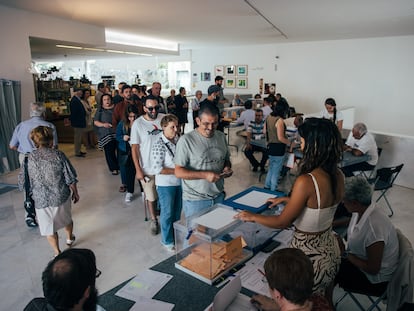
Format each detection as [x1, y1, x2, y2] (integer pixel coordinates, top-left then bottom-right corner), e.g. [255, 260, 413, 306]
[223, 186, 285, 213]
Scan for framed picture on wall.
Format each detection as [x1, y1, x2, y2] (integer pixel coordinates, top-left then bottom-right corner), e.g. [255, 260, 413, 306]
[225, 78, 235, 88]
[237, 65, 248, 76]
[201, 72, 211, 81]
[225, 65, 235, 76]
[237, 78, 248, 89]
[214, 65, 224, 76]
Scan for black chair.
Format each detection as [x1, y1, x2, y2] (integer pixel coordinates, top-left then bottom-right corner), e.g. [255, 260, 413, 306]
[368, 163, 404, 217]
[360, 147, 383, 179]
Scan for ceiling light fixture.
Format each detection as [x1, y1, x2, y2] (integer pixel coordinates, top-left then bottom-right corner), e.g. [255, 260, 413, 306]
[84, 47, 105, 52]
[56, 44, 83, 49]
[243, 0, 288, 39]
[105, 29, 179, 52]
[106, 49, 125, 54]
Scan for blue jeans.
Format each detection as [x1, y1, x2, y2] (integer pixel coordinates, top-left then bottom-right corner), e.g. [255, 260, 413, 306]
[264, 154, 286, 191]
[157, 185, 182, 246]
[183, 192, 225, 218]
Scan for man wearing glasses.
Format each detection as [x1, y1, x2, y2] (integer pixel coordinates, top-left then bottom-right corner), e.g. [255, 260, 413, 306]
[130, 95, 165, 235]
[175, 101, 232, 218]
[24, 248, 101, 311]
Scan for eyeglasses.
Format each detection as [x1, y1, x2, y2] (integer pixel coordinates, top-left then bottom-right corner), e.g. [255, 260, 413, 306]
[96, 268, 102, 278]
[146, 106, 160, 111]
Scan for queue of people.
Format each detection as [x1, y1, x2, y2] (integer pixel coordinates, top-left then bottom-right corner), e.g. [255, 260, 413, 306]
[12, 79, 396, 311]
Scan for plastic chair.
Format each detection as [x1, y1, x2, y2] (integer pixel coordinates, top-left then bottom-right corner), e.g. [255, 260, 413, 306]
[368, 163, 404, 217]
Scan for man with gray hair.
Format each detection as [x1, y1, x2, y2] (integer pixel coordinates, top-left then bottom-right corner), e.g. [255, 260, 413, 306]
[9, 102, 58, 227]
[342, 122, 378, 177]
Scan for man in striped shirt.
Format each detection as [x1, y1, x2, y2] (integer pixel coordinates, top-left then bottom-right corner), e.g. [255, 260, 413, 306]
[244, 109, 268, 172]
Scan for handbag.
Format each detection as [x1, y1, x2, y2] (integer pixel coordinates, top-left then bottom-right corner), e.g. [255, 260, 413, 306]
[23, 156, 36, 218]
[267, 143, 286, 156]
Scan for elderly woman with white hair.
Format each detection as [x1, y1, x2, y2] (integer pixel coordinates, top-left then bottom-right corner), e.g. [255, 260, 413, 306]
[335, 176, 399, 296]
[342, 122, 378, 177]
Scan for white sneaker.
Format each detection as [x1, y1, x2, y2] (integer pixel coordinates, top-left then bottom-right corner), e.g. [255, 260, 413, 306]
[125, 192, 133, 203]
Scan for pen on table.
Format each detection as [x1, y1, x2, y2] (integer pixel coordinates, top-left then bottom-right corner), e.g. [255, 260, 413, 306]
[257, 268, 266, 277]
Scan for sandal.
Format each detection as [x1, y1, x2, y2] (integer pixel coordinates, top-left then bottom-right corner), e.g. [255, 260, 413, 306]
[66, 235, 76, 246]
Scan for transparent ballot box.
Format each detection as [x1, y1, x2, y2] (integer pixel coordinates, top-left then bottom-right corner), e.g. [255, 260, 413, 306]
[174, 204, 253, 284]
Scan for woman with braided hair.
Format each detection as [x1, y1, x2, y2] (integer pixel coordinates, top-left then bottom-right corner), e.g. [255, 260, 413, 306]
[236, 118, 344, 306]
[320, 97, 343, 131]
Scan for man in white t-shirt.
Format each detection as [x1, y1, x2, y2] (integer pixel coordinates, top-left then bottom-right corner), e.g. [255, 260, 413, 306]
[342, 122, 378, 177]
[130, 95, 165, 234]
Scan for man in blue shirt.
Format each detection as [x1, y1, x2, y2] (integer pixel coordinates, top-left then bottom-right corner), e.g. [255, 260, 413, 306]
[9, 102, 58, 227]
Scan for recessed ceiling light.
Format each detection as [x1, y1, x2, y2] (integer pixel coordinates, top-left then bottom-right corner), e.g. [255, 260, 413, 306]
[56, 44, 83, 49]
[106, 49, 125, 54]
[105, 29, 178, 52]
[84, 47, 105, 52]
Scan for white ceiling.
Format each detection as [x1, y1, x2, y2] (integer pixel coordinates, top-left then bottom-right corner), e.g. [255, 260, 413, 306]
[2, 0, 414, 60]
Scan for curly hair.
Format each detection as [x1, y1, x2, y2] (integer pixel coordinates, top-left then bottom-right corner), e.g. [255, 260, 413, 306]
[30, 126, 54, 148]
[298, 117, 342, 195]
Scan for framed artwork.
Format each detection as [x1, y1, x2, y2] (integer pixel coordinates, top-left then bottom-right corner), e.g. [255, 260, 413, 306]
[236, 78, 248, 89]
[214, 65, 224, 77]
[264, 83, 276, 94]
[225, 78, 235, 88]
[201, 72, 211, 81]
[237, 65, 248, 76]
[225, 65, 235, 76]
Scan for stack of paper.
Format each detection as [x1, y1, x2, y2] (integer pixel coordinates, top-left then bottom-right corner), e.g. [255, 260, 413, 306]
[115, 269, 174, 310]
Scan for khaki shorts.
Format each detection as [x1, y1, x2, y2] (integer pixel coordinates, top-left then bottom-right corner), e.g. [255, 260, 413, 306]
[139, 175, 157, 202]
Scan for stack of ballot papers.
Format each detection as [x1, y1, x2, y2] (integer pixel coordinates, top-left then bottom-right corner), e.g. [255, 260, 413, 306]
[115, 269, 174, 311]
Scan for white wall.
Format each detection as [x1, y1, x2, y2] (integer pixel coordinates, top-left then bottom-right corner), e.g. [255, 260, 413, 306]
[191, 36, 414, 137]
[191, 37, 414, 188]
[0, 5, 105, 119]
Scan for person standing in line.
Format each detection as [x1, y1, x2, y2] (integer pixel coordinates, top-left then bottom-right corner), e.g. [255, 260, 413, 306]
[9, 101, 58, 228]
[151, 114, 182, 251]
[116, 104, 139, 203]
[70, 87, 87, 157]
[95, 82, 105, 110]
[19, 126, 79, 257]
[264, 101, 291, 191]
[166, 89, 177, 115]
[130, 95, 165, 235]
[320, 97, 343, 131]
[94, 94, 119, 175]
[150, 81, 166, 113]
[174, 86, 189, 134]
[190, 90, 202, 129]
[81, 89, 96, 149]
[175, 102, 232, 218]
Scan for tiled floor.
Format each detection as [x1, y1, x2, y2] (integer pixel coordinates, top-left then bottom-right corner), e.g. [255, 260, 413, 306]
[0, 133, 413, 311]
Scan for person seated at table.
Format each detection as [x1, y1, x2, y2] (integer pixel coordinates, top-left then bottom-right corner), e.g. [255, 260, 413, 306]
[236, 118, 344, 306]
[320, 98, 343, 131]
[335, 176, 399, 296]
[342, 122, 378, 177]
[250, 248, 332, 311]
[235, 100, 256, 130]
[244, 109, 268, 173]
[232, 93, 244, 106]
[24, 248, 102, 311]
